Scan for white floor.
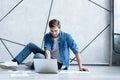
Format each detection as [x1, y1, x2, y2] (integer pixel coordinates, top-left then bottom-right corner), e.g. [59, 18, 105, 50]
[0, 65, 120, 80]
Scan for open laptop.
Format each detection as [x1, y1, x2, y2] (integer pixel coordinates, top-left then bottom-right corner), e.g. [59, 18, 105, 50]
[33, 59, 58, 74]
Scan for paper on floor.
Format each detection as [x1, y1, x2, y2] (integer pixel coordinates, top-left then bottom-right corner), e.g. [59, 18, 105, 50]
[59, 70, 90, 73]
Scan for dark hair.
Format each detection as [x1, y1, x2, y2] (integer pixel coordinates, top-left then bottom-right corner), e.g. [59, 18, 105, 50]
[49, 19, 61, 28]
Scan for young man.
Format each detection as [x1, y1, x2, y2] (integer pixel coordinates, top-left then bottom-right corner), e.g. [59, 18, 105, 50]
[0, 19, 88, 71]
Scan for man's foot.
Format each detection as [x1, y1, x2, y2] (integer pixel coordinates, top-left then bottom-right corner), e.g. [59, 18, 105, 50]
[0, 61, 18, 69]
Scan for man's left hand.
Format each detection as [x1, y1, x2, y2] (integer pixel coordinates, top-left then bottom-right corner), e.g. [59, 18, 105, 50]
[80, 67, 89, 72]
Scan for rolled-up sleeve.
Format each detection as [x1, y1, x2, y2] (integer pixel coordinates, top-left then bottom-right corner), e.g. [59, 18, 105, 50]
[66, 34, 80, 54]
[44, 34, 51, 51]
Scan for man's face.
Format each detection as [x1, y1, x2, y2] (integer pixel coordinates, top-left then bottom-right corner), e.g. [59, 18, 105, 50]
[50, 26, 60, 38]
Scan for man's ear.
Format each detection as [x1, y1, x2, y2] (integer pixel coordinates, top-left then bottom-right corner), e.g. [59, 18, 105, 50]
[59, 26, 61, 29]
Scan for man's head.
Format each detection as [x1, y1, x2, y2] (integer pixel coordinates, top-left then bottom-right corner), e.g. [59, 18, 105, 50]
[49, 19, 61, 38]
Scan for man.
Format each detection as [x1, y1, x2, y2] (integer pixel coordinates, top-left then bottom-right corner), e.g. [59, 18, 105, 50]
[0, 19, 88, 71]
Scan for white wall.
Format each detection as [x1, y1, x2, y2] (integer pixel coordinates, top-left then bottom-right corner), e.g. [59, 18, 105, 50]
[0, 0, 111, 65]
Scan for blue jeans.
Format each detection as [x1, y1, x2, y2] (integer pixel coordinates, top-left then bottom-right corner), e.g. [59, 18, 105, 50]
[13, 43, 66, 70]
[14, 43, 45, 64]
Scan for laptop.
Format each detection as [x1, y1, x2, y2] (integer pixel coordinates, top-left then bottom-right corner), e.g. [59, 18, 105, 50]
[33, 59, 58, 74]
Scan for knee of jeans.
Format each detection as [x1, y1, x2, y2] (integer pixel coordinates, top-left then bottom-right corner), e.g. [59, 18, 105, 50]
[27, 42, 34, 46]
[34, 53, 45, 59]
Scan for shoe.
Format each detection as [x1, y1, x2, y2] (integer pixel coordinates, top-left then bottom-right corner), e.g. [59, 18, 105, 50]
[25, 61, 32, 66]
[25, 61, 34, 69]
[63, 67, 68, 70]
[12, 59, 19, 64]
[0, 61, 18, 69]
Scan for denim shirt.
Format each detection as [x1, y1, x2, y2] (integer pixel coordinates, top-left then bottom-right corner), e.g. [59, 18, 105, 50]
[44, 31, 80, 67]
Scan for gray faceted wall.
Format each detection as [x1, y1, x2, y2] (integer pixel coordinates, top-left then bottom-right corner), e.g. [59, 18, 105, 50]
[0, 0, 111, 65]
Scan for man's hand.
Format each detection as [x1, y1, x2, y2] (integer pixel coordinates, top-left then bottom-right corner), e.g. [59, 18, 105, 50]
[75, 53, 89, 72]
[45, 50, 51, 59]
[80, 67, 89, 71]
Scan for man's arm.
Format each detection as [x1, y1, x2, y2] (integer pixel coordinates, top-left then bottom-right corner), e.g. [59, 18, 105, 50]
[75, 53, 89, 71]
[45, 50, 51, 59]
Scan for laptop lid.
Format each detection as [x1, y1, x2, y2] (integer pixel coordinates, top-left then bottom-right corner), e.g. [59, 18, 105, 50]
[33, 59, 58, 74]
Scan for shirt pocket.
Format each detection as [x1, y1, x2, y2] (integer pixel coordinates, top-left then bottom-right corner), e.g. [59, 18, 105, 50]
[59, 41, 68, 49]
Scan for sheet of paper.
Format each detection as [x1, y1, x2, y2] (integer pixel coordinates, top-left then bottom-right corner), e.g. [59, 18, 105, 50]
[59, 70, 90, 73]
